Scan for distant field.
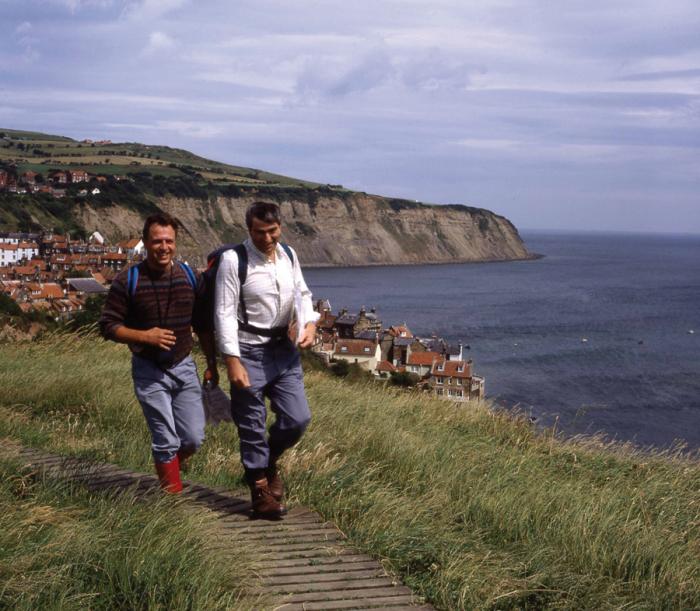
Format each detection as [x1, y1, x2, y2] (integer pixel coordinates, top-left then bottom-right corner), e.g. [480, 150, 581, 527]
[0, 127, 321, 188]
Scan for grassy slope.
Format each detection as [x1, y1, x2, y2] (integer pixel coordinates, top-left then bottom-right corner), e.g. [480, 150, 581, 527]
[0, 454, 265, 610]
[0, 332, 698, 610]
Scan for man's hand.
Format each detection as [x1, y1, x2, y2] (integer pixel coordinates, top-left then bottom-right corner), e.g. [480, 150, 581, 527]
[225, 356, 251, 390]
[298, 322, 316, 349]
[203, 366, 220, 387]
[142, 327, 176, 350]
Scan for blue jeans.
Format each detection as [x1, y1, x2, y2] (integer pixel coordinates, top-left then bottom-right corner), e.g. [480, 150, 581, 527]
[132, 354, 205, 463]
[230, 339, 311, 471]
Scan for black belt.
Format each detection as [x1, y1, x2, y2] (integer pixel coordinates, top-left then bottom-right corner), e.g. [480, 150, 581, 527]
[238, 320, 289, 339]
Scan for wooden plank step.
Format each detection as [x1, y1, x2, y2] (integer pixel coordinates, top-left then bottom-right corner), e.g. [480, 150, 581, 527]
[276, 598, 421, 610]
[262, 554, 376, 569]
[217, 513, 325, 528]
[351, 606, 433, 611]
[232, 527, 342, 540]
[259, 561, 383, 577]
[260, 546, 359, 559]
[263, 569, 387, 586]
[231, 533, 343, 546]
[260, 577, 397, 594]
[275, 586, 414, 604]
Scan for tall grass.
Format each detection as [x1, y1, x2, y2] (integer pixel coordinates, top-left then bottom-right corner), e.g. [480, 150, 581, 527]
[1, 331, 699, 610]
[0, 455, 264, 610]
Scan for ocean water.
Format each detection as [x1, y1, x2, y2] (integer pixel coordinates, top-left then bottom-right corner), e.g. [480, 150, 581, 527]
[303, 231, 700, 451]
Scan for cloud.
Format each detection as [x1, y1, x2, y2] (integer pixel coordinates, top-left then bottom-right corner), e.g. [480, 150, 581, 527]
[2, 0, 699, 232]
[122, 0, 189, 20]
[295, 46, 395, 100]
[618, 68, 700, 82]
[143, 31, 176, 55]
[44, 0, 114, 12]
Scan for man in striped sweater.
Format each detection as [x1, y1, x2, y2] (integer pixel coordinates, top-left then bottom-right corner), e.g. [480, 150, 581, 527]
[215, 201, 319, 519]
[100, 213, 217, 493]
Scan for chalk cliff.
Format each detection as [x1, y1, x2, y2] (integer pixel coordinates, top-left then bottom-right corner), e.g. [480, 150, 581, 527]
[75, 191, 533, 267]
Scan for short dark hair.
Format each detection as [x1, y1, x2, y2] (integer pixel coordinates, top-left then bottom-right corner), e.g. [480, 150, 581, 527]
[245, 201, 281, 229]
[142, 213, 180, 241]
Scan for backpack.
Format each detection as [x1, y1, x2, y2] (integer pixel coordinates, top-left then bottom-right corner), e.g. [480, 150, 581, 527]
[126, 260, 196, 299]
[203, 242, 294, 336]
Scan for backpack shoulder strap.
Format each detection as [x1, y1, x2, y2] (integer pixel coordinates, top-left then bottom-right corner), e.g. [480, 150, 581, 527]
[126, 264, 139, 300]
[233, 243, 248, 286]
[280, 242, 294, 266]
[177, 261, 196, 290]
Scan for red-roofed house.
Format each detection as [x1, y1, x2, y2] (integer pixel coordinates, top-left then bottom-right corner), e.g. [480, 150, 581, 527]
[316, 309, 337, 333]
[427, 358, 485, 402]
[374, 360, 397, 380]
[406, 351, 441, 377]
[117, 237, 144, 258]
[69, 170, 89, 183]
[17, 241, 39, 261]
[49, 171, 68, 184]
[0, 243, 19, 266]
[26, 282, 65, 300]
[21, 171, 38, 185]
[102, 252, 128, 270]
[388, 324, 413, 339]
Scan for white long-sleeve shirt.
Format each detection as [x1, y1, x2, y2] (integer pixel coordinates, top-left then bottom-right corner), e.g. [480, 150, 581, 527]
[214, 239, 320, 357]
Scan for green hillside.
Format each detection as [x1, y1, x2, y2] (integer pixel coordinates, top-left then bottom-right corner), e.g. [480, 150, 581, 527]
[0, 127, 321, 187]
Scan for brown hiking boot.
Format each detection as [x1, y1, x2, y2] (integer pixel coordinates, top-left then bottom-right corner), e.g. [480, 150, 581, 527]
[265, 464, 285, 502]
[250, 477, 287, 519]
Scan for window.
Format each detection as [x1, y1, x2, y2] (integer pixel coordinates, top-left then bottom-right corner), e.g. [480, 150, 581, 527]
[437, 362, 444, 371]
[340, 346, 348, 352]
[363, 347, 370, 353]
[436, 376, 443, 385]
[456, 378, 462, 386]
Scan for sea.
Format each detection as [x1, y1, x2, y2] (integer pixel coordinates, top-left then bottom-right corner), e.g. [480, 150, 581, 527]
[303, 231, 700, 452]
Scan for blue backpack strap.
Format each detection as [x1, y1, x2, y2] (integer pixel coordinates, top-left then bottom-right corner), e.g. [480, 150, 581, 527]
[280, 242, 294, 266]
[177, 261, 196, 290]
[127, 264, 139, 300]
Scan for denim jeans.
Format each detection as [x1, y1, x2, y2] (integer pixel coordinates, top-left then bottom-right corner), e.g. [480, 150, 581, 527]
[230, 339, 311, 471]
[132, 354, 205, 463]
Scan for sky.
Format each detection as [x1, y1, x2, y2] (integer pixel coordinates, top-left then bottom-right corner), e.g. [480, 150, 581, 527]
[1, 0, 699, 234]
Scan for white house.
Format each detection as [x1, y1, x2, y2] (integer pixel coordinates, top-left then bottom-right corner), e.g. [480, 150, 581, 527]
[332, 338, 382, 371]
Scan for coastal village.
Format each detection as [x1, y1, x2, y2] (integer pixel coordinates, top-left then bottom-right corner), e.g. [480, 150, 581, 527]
[0, 228, 485, 404]
[0, 146, 124, 199]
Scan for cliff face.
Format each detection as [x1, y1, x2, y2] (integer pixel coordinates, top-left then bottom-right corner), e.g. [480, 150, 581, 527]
[75, 192, 532, 267]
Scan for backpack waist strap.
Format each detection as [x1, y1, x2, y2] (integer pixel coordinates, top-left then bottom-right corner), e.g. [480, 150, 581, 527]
[238, 320, 289, 339]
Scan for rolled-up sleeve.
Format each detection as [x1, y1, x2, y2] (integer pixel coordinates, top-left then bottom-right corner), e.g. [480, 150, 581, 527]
[214, 249, 241, 357]
[290, 246, 320, 326]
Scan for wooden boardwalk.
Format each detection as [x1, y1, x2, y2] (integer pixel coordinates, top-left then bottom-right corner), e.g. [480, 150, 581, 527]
[10, 446, 434, 611]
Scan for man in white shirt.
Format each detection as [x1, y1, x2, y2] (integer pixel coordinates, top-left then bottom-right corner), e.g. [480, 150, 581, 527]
[215, 201, 319, 519]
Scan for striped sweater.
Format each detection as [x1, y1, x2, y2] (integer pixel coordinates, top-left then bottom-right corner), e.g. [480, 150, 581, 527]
[99, 261, 207, 366]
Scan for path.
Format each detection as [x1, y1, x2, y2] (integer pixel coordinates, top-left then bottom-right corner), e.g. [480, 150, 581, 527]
[8, 445, 435, 611]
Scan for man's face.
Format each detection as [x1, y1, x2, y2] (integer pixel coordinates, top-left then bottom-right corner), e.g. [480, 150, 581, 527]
[249, 217, 281, 257]
[144, 223, 176, 271]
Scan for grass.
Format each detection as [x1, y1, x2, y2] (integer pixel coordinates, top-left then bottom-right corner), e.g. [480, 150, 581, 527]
[0, 452, 264, 610]
[0, 330, 698, 610]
